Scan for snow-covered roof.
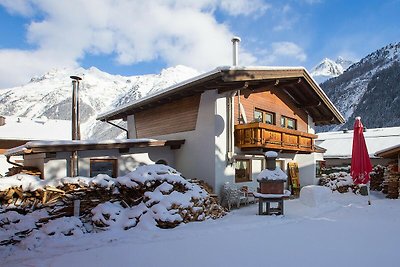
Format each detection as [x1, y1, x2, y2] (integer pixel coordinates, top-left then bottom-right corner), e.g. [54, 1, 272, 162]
[375, 144, 400, 158]
[97, 66, 344, 125]
[0, 116, 71, 141]
[257, 166, 288, 181]
[316, 126, 400, 158]
[5, 138, 185, 157]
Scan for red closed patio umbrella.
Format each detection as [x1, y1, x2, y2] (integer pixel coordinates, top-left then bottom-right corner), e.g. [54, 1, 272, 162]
[350, 117, 373, 204]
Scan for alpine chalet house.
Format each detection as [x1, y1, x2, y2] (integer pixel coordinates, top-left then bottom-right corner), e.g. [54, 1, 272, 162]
[97, 38, 345, 196]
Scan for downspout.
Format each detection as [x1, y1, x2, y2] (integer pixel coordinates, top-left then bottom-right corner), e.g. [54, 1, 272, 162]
[227, 91, 236, 165]
[6, 155, 24, 168]
[227, 36, 242, 165]
[106, 120, 129, 138]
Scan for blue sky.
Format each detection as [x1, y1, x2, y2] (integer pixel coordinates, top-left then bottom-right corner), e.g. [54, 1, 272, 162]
[0, 0, 399, 88]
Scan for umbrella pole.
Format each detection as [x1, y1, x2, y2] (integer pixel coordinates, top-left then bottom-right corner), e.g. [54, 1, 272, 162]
[367, 181, 371, 205]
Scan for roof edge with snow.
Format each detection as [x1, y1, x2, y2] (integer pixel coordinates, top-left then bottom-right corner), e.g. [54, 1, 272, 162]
[97, 66, 345, 126]
[5, 139, 185, 157]
[375, 144, 400, 159]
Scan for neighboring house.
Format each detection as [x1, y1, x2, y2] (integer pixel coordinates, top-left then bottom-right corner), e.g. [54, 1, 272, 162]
[375, 144, 400, 172]
[97, 66, 344, 195]
[6, 139, 184, 179]
[0, 116, 71, 176]
[316, 126, 400, 168]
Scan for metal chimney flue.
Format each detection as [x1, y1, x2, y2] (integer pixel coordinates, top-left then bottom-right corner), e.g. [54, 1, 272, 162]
[70, 75, 82, 141]
[231, 36, 241, 66]
[70, 75, 82, 177]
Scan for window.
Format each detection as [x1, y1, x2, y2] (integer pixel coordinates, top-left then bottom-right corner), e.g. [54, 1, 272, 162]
[281, 116, 297, 130]
[90, 159, 117, 178]
[254, 109, 275, 125]
[254, 109, 263, 122]
[235, 159, 251, 183]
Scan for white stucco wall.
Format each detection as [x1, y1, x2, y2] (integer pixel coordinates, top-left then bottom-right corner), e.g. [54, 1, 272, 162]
[23, 153, 46, 177]
[307, 115, 316, 134]
[135, 90, 218, 190]
[294, 152, 323, 186]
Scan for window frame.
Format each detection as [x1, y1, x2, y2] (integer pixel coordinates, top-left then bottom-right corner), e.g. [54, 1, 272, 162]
[90, 158, 118, 178]
[234, 158, 252, 183]
[280, 115, 297, 130]
[254, 108, 275, 125]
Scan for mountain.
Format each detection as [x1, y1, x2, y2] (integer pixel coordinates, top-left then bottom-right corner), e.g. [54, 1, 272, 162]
[0, 65, 199, 140]
[311, 57, 354, 84]
[317, 42, 400, 132]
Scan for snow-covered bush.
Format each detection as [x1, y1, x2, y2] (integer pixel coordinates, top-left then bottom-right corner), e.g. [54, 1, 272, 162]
[319, 172, 358, 193]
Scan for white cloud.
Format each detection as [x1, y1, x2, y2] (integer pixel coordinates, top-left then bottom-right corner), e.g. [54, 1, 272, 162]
[0, 49, 77, 87]
[219, 0, 270, 16]
[0, 0, 35, 16]
[257, 42, 307, 66]
[272, 42, 307, 61]
[0, 0, 274, 88]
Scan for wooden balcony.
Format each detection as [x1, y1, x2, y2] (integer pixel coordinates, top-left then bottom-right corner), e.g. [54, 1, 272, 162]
[235, 122, 317, 153]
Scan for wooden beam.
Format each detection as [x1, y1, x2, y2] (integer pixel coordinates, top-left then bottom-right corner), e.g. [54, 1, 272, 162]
[313, 117, 335, 124]
[20, 140, 186, 155]
[296, 101, 322, 108]
[221, 69, 304, 82]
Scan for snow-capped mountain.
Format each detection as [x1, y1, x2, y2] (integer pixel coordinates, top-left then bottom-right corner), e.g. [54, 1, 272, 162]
[0, 65, 199, 140]
[311, 57, 354, 84]
[317, 42, 400, 132]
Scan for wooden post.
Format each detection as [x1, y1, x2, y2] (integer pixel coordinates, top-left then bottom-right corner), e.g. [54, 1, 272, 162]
[74, 199, 80, 217]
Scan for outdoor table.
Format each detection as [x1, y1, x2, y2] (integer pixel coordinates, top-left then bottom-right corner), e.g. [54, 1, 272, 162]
[253, 190, 291, 215]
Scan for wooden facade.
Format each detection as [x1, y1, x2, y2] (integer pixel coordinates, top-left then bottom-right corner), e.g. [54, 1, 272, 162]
[234, 89, 316, 153]
[135, 95, 201, 138]
[0, 139, 29, 154]
[234, 89, 309, 132]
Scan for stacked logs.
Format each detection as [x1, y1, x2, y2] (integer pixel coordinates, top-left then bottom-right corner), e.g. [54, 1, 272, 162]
[0, 185, 117, 216]
[6, 166, 42, 177]
[3, 186, 57, 209]
[386, 173, 399, 199]
[1, 176, 226, 231]
[370, 165, 385, 191]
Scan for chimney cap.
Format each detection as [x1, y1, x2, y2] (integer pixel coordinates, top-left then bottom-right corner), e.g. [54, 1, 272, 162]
[70, 75, 82, 81]
[231, 36, 241, 43]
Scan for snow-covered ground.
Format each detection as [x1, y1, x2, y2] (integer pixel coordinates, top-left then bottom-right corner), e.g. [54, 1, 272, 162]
[1, 190, 399, 267]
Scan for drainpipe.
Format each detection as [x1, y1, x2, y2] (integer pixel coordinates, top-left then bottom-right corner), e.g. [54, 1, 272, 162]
[226, 37, 242, 165]
[6, 155, 24, 168]
[227, 91, 236, 165]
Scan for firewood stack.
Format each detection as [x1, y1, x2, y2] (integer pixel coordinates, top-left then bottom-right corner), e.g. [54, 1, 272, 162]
[189, 179, 214, 194]
[370, 165, 385, 191]
[386, 173, 399, 199]
[0, 170, 226, 235]
[5, 166, 42, 177]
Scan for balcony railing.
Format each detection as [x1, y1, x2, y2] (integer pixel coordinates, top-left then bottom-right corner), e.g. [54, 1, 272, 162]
[234, 122, 317, 153]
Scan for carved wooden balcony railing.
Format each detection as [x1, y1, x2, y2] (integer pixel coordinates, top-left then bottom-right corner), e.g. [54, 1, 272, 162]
[234, 122, 317, 153]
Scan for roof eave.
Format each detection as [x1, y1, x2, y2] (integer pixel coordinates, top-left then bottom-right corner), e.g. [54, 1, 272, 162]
[97, 66, 345, 125]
